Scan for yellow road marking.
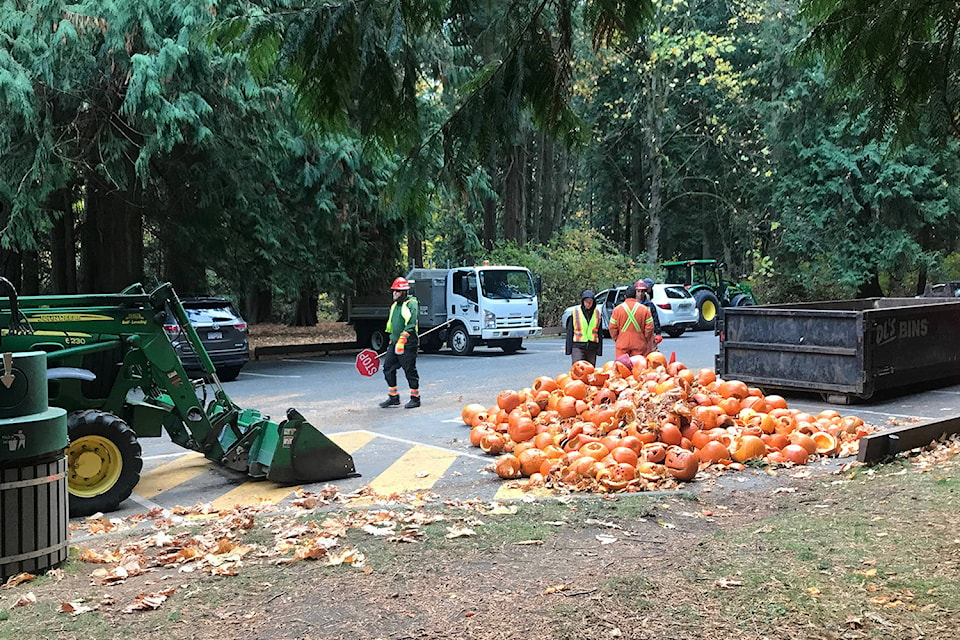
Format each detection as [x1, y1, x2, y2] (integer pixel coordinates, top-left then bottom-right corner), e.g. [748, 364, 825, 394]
[329, 431, 376, 453]
[135, 453, 210, 499]
[210, 431, 376, 512]
[351, 445, 458, 505]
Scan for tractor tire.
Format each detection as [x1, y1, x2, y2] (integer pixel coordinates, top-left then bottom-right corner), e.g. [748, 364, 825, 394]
[731, 293, 756, 307]
[693, 290, 722, 331]
[67, 410, 143, 517]
[499, 338, 523, 354]
[370, 327, 389, 353]
[448, 324, 475, 356]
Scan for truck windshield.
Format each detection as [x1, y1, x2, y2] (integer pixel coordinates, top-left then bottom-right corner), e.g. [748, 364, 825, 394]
[479, 269, 535, 299]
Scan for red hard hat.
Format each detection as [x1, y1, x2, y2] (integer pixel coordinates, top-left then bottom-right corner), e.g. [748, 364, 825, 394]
[390, 277, 411, 291]
[635, 279, 648, 291]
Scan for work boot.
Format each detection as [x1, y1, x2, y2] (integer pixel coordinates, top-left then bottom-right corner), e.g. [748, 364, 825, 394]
[379, 395, 400, 408]
[404, 396, 421, 409]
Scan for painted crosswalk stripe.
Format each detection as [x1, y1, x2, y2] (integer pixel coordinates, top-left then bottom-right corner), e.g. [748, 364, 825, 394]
[209, 430, 376, 512]
[135, 452, 210, 500]
[350, 444, 458, 505]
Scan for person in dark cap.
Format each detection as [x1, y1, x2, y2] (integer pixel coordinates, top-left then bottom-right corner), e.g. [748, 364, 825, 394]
[565, 289, 603, 365]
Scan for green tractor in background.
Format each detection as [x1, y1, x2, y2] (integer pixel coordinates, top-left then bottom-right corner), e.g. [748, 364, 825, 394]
[662, 259, 756, 331]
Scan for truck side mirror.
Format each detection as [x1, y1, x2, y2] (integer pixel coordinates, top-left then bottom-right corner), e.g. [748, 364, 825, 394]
[535, 274, 542, 296]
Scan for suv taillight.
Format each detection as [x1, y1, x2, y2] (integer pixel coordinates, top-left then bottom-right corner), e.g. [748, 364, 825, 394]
[656, 303, 672, 310]
[235, 322, 247, 332]
[163, 324, 180, 339]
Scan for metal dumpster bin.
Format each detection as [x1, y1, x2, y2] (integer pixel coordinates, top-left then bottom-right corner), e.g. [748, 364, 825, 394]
[717, 297, 960, 403]
[0, 351, 69, 580]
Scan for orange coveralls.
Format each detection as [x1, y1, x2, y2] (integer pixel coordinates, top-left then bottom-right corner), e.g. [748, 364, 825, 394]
[608, 299, 654, 358]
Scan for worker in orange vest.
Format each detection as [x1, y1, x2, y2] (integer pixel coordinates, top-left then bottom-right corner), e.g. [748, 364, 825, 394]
[565, 289, 603, 365]
[608, 281, 654, 359]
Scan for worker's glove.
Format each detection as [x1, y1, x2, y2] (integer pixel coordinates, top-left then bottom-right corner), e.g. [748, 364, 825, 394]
[654, 334, 663, 345]
[395, 335, 407, 355]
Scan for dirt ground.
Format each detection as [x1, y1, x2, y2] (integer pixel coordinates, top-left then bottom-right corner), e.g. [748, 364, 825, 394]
[248, 322, 356, 350]
[0, 458, 903, 640]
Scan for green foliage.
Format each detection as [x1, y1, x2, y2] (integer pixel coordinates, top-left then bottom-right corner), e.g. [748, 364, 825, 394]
[489, 228, 648, 325]
[800, 0, 960, 142]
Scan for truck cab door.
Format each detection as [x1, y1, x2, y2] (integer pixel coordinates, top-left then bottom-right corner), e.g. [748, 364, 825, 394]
[449, 270, 480, 326]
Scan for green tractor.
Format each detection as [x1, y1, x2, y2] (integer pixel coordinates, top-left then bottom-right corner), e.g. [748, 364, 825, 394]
[0, 278, 356, 516]
[661, 259, 756, 331]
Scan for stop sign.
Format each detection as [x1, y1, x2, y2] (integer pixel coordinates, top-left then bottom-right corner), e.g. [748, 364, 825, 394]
[355, 349, 381, 377]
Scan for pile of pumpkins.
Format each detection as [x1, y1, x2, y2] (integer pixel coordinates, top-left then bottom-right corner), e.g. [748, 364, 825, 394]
[460, 353, 874, 492]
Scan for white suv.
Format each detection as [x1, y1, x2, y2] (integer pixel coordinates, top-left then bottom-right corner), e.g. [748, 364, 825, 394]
[561, 284, 699, 338]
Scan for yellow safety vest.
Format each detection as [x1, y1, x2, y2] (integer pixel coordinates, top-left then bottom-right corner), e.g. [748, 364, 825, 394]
[572, 307, 599, 343]
[386, 298, 418, 334]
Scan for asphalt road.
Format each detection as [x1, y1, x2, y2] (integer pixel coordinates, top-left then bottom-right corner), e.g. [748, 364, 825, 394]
[110, 332, 960, 520]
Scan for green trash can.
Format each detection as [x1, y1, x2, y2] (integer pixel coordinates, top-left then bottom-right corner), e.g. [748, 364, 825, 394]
[0, 351, 69, 580]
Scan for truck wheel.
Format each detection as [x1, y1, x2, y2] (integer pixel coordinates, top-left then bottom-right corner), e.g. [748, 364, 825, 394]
[67, 410, 143, 517]
[370, 328, 388, 352]
[693, 290, 721, 331]
[664, 327, 685, 338]
[731, 293, 756, 307]
[448, 324, 475, 356]
[500, 338, 522, 354]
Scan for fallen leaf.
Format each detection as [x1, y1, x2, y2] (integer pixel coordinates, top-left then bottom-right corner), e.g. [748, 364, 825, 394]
[1, 572, 36, 589]
[60, 600, 97, 615]
[595, 534, 618, 545]
[13, 592, 36, 607]
[544, 584, 570, 594]
[514, 539, 544, 546]
[445, 526, 476, 539]
[715, 577, 743, 589]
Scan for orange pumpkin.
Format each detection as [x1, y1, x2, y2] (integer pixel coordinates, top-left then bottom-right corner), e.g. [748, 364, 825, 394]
[570, 360, 595, 380]
[696, 440, 730, 464]
[461, 403, 486, 426]
[780, 444, 809, 465]
[731, 435, 767, 462]
[497, 389, 521, 413]
[717, 379, 750, 400]
[494, 454, 522, 478]
[665, 446, 699, 481]
[517, 448, 547, 477]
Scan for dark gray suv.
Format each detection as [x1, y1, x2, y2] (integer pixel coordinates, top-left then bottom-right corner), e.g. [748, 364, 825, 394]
[164, 297, 249, 381]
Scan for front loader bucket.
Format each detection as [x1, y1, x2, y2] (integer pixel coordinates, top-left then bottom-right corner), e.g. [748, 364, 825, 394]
[217, 406, 356, 484]
[255, 408, 356, 484]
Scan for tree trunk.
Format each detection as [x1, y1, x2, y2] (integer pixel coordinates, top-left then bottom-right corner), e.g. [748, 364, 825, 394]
[643, 72, 664, 266]
[407, 215, 423, 270]
[481, 196, 497, 251]
[292, 286, 319, 326]
[244, 287, 273, 325]
[503, 144, 525, 245]
[857, 272, 884, 298]
[20, 251, 39, 295]
[538, 133, 555, 244]
[51, 209, 78, 294]
[81, 173, 144, 293]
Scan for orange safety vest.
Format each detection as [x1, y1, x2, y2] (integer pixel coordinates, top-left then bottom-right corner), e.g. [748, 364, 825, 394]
[571, 307, 599, 343]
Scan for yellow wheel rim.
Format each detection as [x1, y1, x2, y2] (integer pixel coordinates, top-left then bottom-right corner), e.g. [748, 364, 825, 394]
[702, 300, 717, 322]
[68, 435, 123, 498]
